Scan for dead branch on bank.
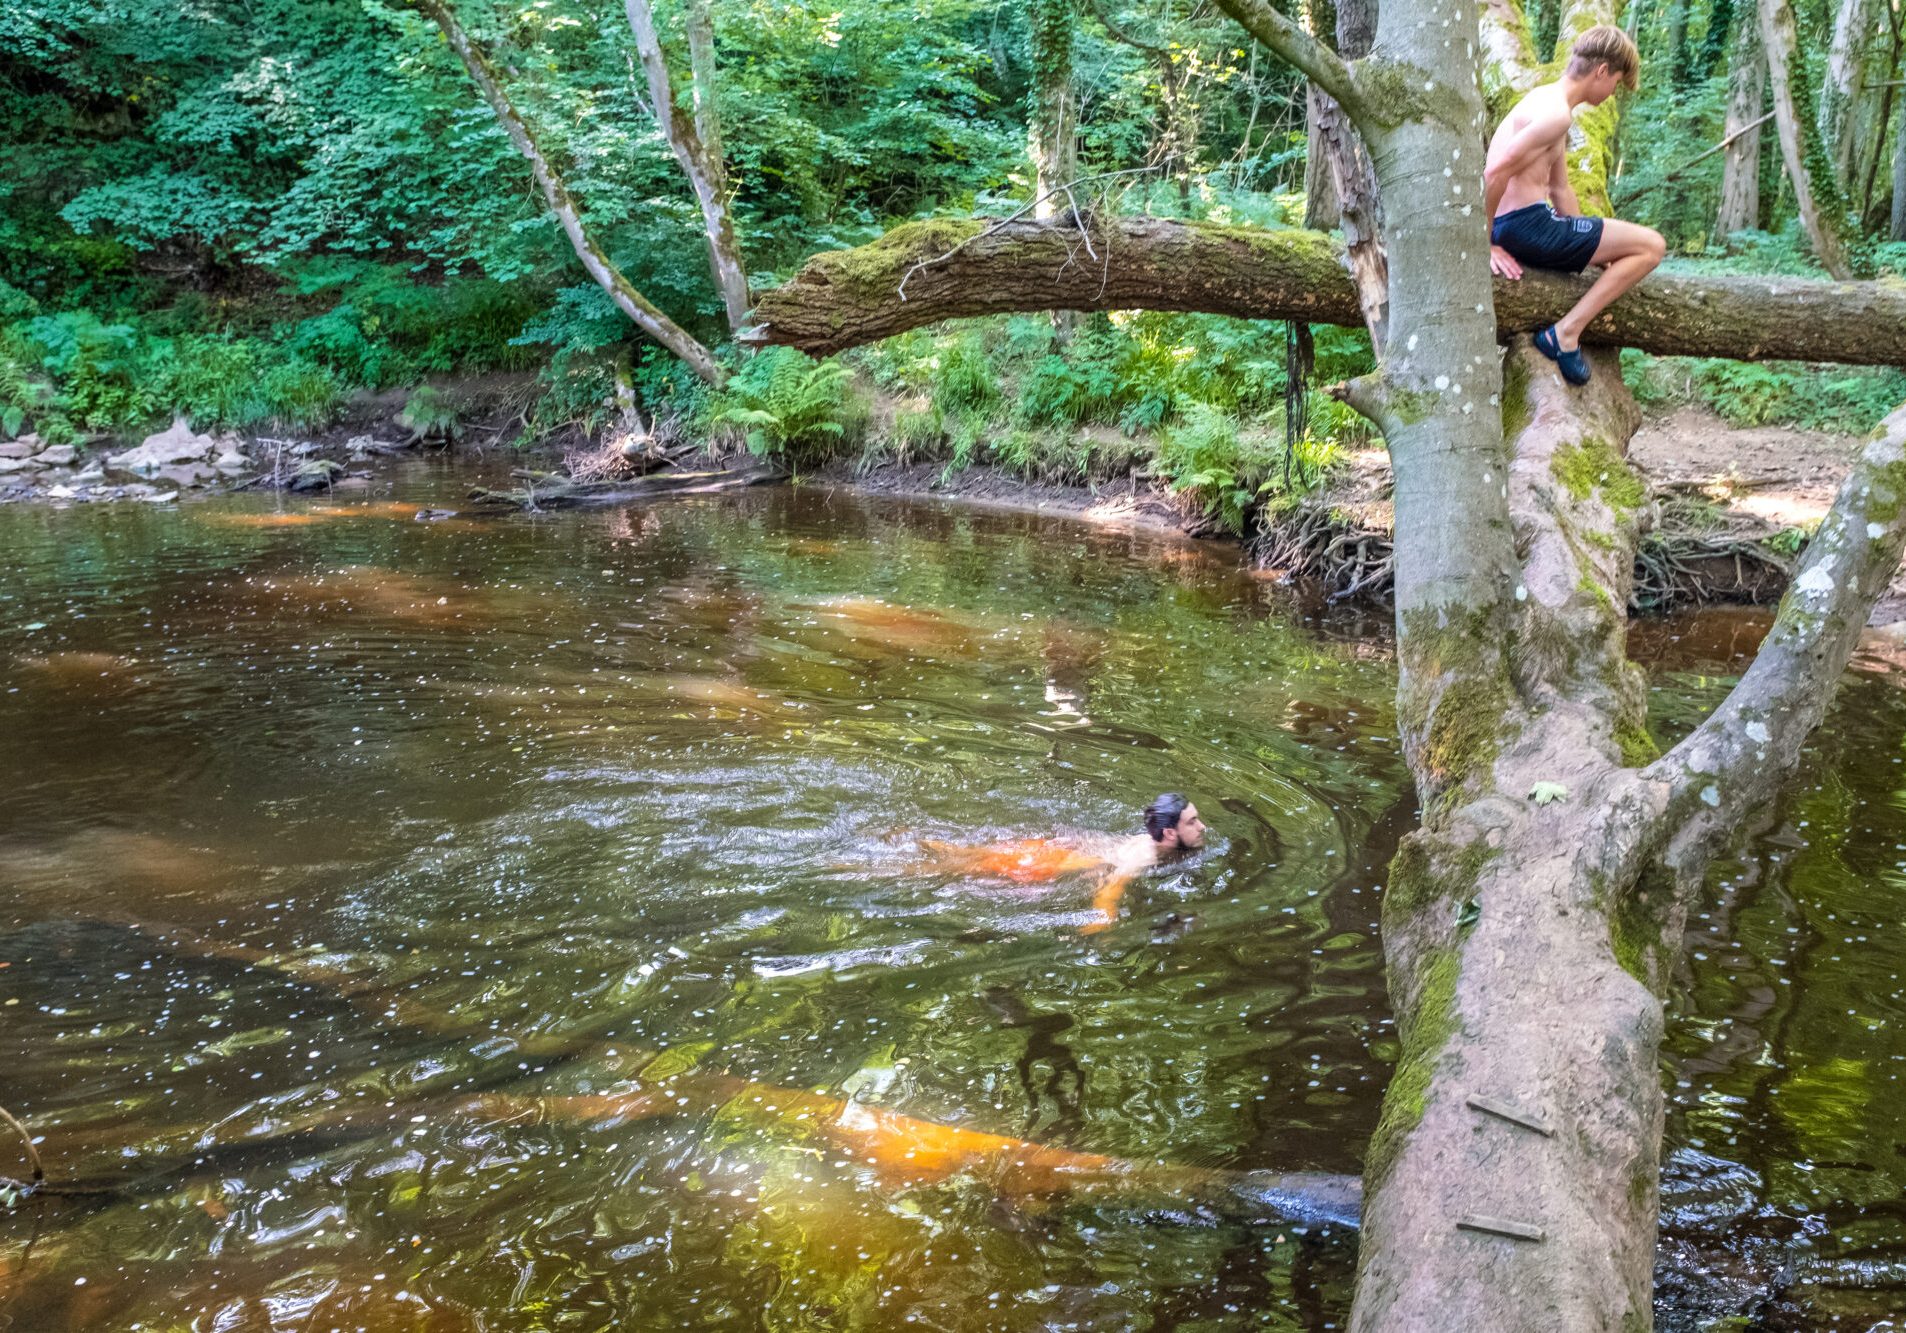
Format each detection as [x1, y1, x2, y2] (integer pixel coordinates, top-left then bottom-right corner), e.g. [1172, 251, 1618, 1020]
[469, 462, 781, 510]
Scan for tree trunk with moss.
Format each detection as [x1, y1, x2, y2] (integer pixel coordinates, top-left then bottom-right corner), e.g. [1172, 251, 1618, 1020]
[626, 0, 752, 335]
[1762, 0, 1856, 277]
[1820, 0, 1883, 190]
[408, 0, 724, 384]
[1029, 0, 1078, 223]
[1717, 10, 1767, 238]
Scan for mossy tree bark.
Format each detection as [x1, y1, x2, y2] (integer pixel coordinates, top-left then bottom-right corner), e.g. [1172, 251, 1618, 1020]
[626, 0, 753, 335]
[1820, 0, 1884, 190]
[407, 0, 724, 384]
[1717, 9, 1767, 239]
[1029, 0, 1078, 223]
[748, 215, 1906, 366]
[1761, 0, 1856, 277]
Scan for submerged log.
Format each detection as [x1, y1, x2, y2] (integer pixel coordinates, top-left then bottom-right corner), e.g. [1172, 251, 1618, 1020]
[746, 216, 1906, 367]
[469, 463, 782, 510]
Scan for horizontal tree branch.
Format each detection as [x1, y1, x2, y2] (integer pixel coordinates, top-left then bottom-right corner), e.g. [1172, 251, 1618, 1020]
[747, 216, 1906, 368]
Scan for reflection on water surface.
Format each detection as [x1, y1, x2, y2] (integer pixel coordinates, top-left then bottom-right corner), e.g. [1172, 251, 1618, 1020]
[0, 472, 1903, 1329]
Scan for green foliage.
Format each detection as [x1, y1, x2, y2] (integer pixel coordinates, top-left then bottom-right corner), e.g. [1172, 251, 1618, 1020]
[1623, 351, 1906, 434]
[398, 386, 460, 442]
[709, 348, 862, 460]
[1154, 402, 1336, 535]
[0, 310, 347, 434]
[929, 334, 998, 418]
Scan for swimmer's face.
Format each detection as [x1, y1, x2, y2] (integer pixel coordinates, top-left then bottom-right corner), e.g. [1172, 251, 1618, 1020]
[1166, 804, 1206, 850]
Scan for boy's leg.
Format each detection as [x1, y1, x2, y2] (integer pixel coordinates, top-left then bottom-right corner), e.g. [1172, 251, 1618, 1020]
[1553, 219, 1665, 351]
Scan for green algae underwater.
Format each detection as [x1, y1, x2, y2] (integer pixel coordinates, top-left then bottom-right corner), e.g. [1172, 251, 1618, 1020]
[2, 469, 1905, 1329]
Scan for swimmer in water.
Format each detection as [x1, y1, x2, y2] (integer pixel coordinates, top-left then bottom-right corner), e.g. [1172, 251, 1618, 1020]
[918, 793, 1207, 933]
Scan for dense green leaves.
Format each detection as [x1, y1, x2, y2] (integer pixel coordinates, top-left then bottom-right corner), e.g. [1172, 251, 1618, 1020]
[0, 0, 1897, 440]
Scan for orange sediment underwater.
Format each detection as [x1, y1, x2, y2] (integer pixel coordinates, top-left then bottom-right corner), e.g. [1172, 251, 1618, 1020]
[202, 501, 457, 530]
[41, 919, 1359, 1227]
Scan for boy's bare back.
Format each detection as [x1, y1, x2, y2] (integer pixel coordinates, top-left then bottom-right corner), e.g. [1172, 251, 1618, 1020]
[1486, 85, 1575, 217]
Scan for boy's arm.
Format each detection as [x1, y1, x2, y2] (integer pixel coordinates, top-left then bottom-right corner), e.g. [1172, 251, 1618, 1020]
[1481, 104, 1572, 221]
[1548, 149, 1581, 217]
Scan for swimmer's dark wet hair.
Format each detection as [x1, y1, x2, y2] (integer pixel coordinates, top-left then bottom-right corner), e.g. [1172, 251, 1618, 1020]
[1144, 793, 1189, 842]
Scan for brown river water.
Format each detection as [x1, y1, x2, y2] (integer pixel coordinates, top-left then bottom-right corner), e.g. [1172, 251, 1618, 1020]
[1, 461, 1903, 1330]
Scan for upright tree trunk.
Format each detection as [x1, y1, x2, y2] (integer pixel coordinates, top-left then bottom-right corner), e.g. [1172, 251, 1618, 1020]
[1717, 9, 1767, 237]
[1310, 0, 1388, 345]
[1762, 0, 1856, 276]
[1029, 0, 1078, 338]
[1697, 0, 1736, 74]
[1821, 0, 1882, 189]
[1860, 20, 1904, 222]
[1304, 0, 1344, 230]
[626, 0, 752, 334]
[1029, 0, 1078, 221]
[1896, 79, 1906, 237]
[1305, 91, 1343, 229]
[1666, 0, 1695, 86]
[407, 0, 724, 384]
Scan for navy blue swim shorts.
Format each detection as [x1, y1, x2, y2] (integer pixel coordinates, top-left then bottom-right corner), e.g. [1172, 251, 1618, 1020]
[1491, 203, 1604, 273]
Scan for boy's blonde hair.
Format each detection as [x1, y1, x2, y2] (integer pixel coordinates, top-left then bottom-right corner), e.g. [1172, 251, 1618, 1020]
[1567, 25, 1640, 90]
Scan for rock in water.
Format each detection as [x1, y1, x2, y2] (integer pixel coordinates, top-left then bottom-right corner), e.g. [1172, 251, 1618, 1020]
[108, 418, 222, 474]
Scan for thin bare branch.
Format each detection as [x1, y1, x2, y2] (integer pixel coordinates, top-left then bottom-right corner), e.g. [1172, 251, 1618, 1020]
[1211, 0, 1364, 115]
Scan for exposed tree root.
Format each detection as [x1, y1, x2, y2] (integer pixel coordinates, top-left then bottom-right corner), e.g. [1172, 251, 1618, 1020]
[1254, 492, 1803, 611]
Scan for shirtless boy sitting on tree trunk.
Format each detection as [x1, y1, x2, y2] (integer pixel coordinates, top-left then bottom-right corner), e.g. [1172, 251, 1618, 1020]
[1484, 25, 1665, 386]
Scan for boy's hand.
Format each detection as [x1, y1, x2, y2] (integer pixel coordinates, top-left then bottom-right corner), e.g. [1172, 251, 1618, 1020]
[1490, 246, 1523, 279]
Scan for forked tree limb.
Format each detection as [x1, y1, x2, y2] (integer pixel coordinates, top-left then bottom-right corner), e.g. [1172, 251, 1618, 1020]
[407, 0, 725, 383]
[746, 215, 1906, 367]
[1652, 401, 1906, 873]
[624, 0, 753, 332]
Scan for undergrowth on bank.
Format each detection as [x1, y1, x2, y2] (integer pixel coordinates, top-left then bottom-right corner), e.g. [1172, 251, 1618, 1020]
[1621, 349, 1906, 434]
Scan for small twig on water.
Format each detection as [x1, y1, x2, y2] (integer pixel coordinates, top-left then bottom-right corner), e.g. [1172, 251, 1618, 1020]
[0, 1101, 44, 1187]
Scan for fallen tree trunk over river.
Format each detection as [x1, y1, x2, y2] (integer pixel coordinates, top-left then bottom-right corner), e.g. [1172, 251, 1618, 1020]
[745, 215, 1906, 368]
